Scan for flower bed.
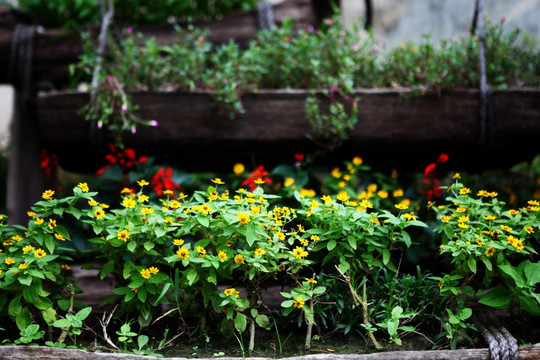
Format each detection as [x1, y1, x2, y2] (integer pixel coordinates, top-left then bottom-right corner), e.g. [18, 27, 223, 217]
[1, 153, 540, 356]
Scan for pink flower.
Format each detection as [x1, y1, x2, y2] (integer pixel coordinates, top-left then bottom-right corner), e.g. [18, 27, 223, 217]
[121, 104, 128, 112]
[149, 120, 158, 127]
[324, 19, 332, 25]
[372, 43, 383, 52]
[126, 27, 133, 34]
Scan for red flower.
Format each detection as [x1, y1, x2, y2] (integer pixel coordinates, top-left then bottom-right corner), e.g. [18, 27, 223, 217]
[421, 154, 448, 202]
[151, 167, 181, 196]
[40, 149, 58, 179]
[240, 165, 273, 191]
[95, 143, 147, 176]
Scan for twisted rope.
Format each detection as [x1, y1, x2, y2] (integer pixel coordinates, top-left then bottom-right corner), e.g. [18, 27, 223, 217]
[257, 0, 275, 30]
[472, 0, 494, 152]
[474, 311, 519, 360]
[9, 24, 36, 92]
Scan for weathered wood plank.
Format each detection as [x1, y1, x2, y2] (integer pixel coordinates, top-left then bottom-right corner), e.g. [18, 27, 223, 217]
[0, 343, 539, 360]
[35, 88, 540, 173]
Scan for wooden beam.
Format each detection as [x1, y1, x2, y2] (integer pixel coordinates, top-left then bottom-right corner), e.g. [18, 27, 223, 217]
[36, 88, 540, 173]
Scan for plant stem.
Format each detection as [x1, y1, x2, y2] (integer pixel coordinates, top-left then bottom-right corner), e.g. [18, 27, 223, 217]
[304, 299, 314, 350]
[57, 284, 75, 344]
[248, 317, 255, 353]
[336, 266, 381, 349]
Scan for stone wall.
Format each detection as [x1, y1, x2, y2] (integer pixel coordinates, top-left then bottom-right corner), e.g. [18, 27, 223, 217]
[342, 0, 540, 48]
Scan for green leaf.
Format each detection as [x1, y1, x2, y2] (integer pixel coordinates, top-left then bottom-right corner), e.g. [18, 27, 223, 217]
[524, 262, 540, 286]
[100, 260, 115, 280]
[53, 319, 72, 328]
[16, 307, 32, 330]
[75, 307, 92, 321]
[386, 320, 399, 336]
[143, 242, 155, 251]
[479, 288, 514, 309]
[41, 308, 57, 325]
[499, 264, 526, 288]
[519, 296, 540, 315]
[152, 283, 171, 306]
[44, 234, 56, 254]
[458, 307, 472, 320]
[127, 241, 137, 253]
[255, 314, 270, 329]
[327, 240, 337, 251]
[18, 276, 32, 286]
[8, 297, 22, 317]
[401, 231, 411, 247]
[186, 268, 199, 286]
[197, 216, 210, 227]
[34, 296, 53, 310]
[382, 249, 391, 265]
[234, 313, 247, 333]
[246, 222, 256, 247]
[138, 335, 149, 350]
[467, 257, 477, 274]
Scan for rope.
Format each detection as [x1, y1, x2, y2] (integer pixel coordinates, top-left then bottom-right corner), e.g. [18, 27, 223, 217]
[472, 0, 494, 152]
[474, 311, 519, 360]
[9, 24, 36, 93]
[257, 0, 275, 30]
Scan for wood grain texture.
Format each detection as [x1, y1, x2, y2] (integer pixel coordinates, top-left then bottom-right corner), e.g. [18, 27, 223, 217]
[35, 88, 540, 173]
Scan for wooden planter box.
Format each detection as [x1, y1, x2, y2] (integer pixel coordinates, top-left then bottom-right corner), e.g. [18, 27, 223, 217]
[36, 88, 540, 173]
[1, 343, 539, 359]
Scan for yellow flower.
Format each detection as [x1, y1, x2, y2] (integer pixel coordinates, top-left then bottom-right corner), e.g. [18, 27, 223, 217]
[77, 182, 89, 192]
[61, 264, 71, 270]
[500, 225, 513, 231]
[377, 190, 388, 198]
[352, 156, 363, 165]
[458, 216, 469, 223]
[237, 212, 251, 224]
[196, 246, 206, 256]
[477, 190, 490, 197]
[292, 296, 305, 309]
[138, 195, 149, 203]
[250, 206, 261, 215]
[218, 250, 228, 262]
[299, 238, 309, 245]
[5, 257, 15, 265]
[393, 189, 404, 197]
[525, 226, 534, 234]
[88, 200, 99, 207]
[458, 223, 468, 229]
[453, 173, 461, 179]
[233, 163, 245, 176]
[18, 263, 28, 270]
[337, 191, 350, 202]
[224, 288, 239, 298]
[34, 248, 47, 258]
[508, 209, 521, 215]
[476, 237, 485, 246]
[370, 217, 380, 225]
[100, 203, 110, 209]
[140, 269, 151, 279]
[275, 232, 286, 240]
[292, 246, 308, 259]
[284, 177, 295, 187]
[305, 277, 317, 284]
[321, 195, 332, 205]
[234, 254, 245, 264]
[94, 209, 105, 220]
[117, 230, 130, 242]
[121, 188, 133, 194]
[22, 245, 35, 254]
[310, 235, 320, 241]
[483, 215, 497, 220]
[141, 207, 154, 215]
[137, 179, 149, 186]
[299, 189, 316, 197]
[254, 179, 265, 185]
[11, 235, 22, 242]
[456, 207, 467, 213]
[173, 239, 185, 246]
[338, 181, 346, 188]
[42, 190, 55, 200]
[149, 266, 159, 274]
[212, 178, 225, 185]
[176, 247, 190, 260]
[123, 197, 136, 208]
[48, 219, 57, 229]
[403, 212, 416, 221]
[35, 217, 44, 225]
[27, 211, 36, 217]
[331, 168, 341, 178]
[485, 246, 495, 257]
[459, 188, 471, 195]
[177, 192, 188, 200]
[54, 233, 66, 241]
[254, 248, 266, 256]
[164, 217, 174, 224]
[395, 203, 408, 210]
[528, 200, 540, 206]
